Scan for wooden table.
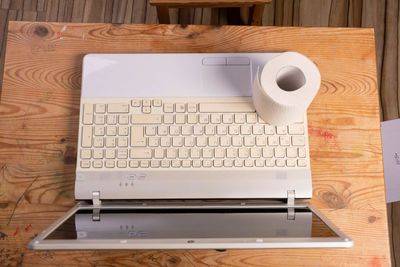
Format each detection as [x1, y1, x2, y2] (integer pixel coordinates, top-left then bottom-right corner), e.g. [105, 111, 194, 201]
[0, 22, 390, 266]
[150, 0, 271, 25]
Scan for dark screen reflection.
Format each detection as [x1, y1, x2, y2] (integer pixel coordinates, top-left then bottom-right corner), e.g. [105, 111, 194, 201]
[45, 208, 337, 240]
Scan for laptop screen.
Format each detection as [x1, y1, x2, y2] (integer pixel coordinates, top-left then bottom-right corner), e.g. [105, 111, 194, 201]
[44, 207, 338, 240]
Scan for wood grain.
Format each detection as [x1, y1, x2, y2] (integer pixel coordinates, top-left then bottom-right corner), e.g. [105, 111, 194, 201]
[150, 0, 271, 7]
[0, 22, 390, 266]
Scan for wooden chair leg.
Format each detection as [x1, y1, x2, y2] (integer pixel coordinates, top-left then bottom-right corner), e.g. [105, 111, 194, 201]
[249, 4, 265, 26]
[157, 6, 170, 24]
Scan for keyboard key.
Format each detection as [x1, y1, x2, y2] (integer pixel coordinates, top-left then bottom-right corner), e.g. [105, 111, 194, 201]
[286, 147, 297, 158]
[81, 126, 92, 147]
[276, 126, 288, 135]
[274, 147, 285, 158]
[148, 137, 159, 147]
[255, 159, 264, 167]
[153, 99, 162, 107]
[187, 114, 197, 124]
[224, 159, 233, 167]
[93, 160, 103, 168]
[83, 104, 94, 124]
[105, 137, 116, 147]
[252, 125, 264, 135]
[117, 149, 128, 159]
[154, 148, 164, 158]
[106, 126, 117, 136]
[199, 102, 255, 113]
[244, 159, 253, 167]
[262, 147, 274, 158]
[130, 148, 152, 159]
[286, 159, 296, 167]
[188, 103, 197, 113]
[176, 103, 185, 113]
[172, 160, 181, 168]
[118, 137, 128, 147]
[145, 126, 156, 136]
[129, 160, 139, 168]
[158, 126, 168, 136]
[108, 103, 129, 113]
[234, 114, 245, 124]
[93, 137, 104, 147]
[266, 159, 275, 167]
[107, 115, 117, 125]
[80, 160, 90, 168]
[250, 148, 261, 158]
[268, 136, 278, 146]
[234, 159, 243, 167]
[164, 114, 174, 124]
[199, 114, 209, 124]
[131, 126, 146, 147]
[94, 115, 105, 125]
[214, 159, 223, 167]
[276, 159, 285, 167]
[140, 160, 150, 168]
[222, 114, 233, 124]
[142, 106, 151, 113]
[288, 124, 304, 135]
[211, 114, 221, 123]
[118, 126, 129, 136]
[161, 160, 170, 168]
[117, 160, 127, 168]
[299, 148, 306, 158]
[292, 136, 305, 146]
[105, 160, 115, 168]
[142, 99, 151, 107]
[105, 149, 115, 159]
[175, 114, 186, 124]
[95, 104, 106, 114]
[151, 160, 160, 168]
[132, 114, 162, 124]
[131, 99, 141, 107]
[93, 149, 103, 159]
[239, 148, 249, 158]
[298, 159, 307, 167]
[166, 148, 177, 159]
[265, 125, 275, 135]
[164, 103, 174, 113]
[119, 114, 129, 124]
[81, 149, 91, 159]
[280, 136, 290, 146]
[94, 126, 105, 136]
[246, 114, 257, 124]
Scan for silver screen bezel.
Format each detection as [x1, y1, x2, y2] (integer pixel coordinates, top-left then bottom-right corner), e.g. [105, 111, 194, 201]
[29, 201, 353, 250]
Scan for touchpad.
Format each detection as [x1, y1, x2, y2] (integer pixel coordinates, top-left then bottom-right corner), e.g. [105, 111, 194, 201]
[201, 65, 252, 97]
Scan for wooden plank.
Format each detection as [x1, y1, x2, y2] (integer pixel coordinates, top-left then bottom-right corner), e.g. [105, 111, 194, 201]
[45, 0, 59, 21]
[23, 0, 37, 11]
[275, 0, 295, 26]
[298, 0, 331, 26]
[83, 0, 106, 23]
[193, 7, 202, 24]
[103, 0, 114, 23]
[150, 0, 271, 7]
[362, 0, 386, 92]
[112, 0, 127, 23]
[381, 0, 399, 120]
[132, 0, 146, 23]
[0, 22, 390, 266]
[169, 7, 179, 24]
[145, 0, 158, 23]
[348, 0, 362, 27]
[1, 0, 11, 9]
[156, 6, 170, 23]
[57, 0, 74, 22]
[0, 8, 8, 96]
[262, 0, 274, 25]
[71, 0, 85, 22]
[21, 10, 37, 21]
[36, 0, 46, 11]
[201, 7, 212, 24]
[329, 0, 348, 27]
[9, 0, 23, 10]
[249, 4, 265, 25]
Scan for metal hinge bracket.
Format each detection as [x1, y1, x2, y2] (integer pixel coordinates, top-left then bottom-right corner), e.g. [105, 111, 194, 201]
[287, 190, 295, 220]
[92, 191, 101, 221]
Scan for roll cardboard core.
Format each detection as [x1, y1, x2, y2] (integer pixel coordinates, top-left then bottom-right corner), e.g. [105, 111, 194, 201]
[276, 66, 306, 92]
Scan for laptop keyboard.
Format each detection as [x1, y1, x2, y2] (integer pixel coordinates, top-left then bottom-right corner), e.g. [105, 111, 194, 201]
[79, 98, 309, 169]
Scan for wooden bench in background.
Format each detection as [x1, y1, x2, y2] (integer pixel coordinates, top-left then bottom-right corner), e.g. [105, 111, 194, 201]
[150, 0, 271, 25]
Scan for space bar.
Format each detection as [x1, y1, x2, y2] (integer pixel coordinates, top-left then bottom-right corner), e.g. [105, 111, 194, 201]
[199, 102, 255, 113]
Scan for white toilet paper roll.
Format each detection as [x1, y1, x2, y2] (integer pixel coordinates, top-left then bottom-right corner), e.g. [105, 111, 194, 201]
[252, 52, 321, 125]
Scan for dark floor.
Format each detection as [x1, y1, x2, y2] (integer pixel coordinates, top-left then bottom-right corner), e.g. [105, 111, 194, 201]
[0, 0, 399, 265]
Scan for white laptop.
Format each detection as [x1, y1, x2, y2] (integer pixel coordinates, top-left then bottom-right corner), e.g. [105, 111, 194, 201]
[29, 53, 353, 250]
